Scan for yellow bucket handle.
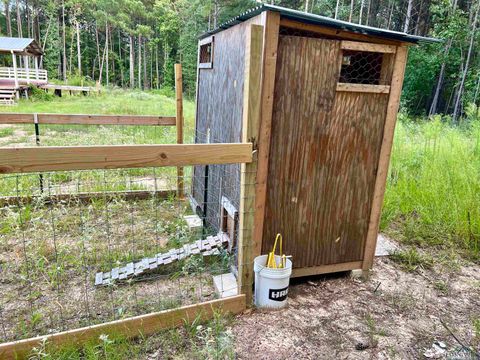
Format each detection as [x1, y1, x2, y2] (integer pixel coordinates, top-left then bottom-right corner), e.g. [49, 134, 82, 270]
[267, 233, 283, 269]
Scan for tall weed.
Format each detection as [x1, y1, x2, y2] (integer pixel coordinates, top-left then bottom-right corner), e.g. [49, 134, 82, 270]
[382, 114, 480, 260]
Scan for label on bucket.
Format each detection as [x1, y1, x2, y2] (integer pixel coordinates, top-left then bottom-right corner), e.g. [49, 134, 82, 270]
[268, 286, 289, 302]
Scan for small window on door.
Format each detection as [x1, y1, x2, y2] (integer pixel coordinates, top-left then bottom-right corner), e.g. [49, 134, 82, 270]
[199, 36, 214, 69]
[339, 50, 383, 85]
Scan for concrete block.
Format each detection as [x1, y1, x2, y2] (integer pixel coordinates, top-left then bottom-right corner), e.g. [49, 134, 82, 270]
[213, 272, 238, 298]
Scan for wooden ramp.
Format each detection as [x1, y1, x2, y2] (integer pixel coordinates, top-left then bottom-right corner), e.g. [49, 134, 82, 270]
[95, 232, 229, 286]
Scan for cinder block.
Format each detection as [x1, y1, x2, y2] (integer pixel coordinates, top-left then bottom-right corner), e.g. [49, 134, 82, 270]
[183, 214, 203, 234]
[213, 273, 238, 298]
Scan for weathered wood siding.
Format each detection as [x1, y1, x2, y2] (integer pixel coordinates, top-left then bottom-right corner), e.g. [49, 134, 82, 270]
[262, 36, 390, 268]
[193, 16, 262, 229]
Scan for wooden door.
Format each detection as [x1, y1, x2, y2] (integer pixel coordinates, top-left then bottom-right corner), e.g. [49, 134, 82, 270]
[262, 35, 389, 268]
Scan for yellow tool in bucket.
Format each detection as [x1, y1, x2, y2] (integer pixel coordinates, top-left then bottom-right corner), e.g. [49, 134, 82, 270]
[266, 233, 287, 269]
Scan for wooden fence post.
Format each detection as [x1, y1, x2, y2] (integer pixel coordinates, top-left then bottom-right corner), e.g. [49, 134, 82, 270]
[237, 24, 264, 304]
[175, 64, 184, 199]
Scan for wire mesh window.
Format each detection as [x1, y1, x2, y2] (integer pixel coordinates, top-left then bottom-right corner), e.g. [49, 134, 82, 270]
[199, 37, 214, 69]
[339, 50, 384, 85]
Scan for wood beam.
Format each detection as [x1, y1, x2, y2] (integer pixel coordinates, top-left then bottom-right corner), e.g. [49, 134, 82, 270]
[237, 24, 264, 304]
[336, 83, 391, 94]
[252, 11, 280, 263]
[362, 46, 409, 271]
[0, 143, 253, 174]
[340, 40, 397, 53]
[0, 295, 246, 360]
[0, 113, 177, 126]
[291, 261, 363, 278]
[279, 18, 409, 46]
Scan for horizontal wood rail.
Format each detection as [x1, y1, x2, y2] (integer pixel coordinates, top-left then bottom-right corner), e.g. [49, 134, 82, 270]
[0, 190, 176, 207]
[340, 41, 397, 54]
[0, 67, 48, 81]
[0, 295, 246, 360]
[0, 143, 253, 174]
[336, 83, 391, 94]
[0, 113, 176, 126]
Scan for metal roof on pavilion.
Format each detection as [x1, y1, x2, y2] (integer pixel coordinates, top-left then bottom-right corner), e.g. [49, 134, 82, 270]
[200, 4, 440, 44]
[0, 37, 43, 56]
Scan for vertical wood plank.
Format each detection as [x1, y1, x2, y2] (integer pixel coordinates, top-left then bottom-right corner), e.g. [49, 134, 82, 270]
[362, 46, 409, 271]
[175, 63, 184, 199]
[237, 24, 264, 304]
[251, 11, 280, 262]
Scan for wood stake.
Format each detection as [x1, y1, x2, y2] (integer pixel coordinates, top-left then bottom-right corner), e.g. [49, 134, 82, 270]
[175, 63, 184, 199]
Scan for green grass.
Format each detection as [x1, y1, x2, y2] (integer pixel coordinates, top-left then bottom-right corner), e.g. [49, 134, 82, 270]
[382, 114, 480, 261]
[0, 88, 195, 147]
[27, 312, 235, 359]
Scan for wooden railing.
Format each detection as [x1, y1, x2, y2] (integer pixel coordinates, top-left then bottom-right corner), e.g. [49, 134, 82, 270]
[0, 66, 48, 83]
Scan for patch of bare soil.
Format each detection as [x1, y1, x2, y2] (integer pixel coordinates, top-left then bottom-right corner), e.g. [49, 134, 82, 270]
[233, 257, 480, 359]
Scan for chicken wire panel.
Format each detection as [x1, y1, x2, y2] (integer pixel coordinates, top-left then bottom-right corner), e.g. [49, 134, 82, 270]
[0, 165, 236, 343]
[339, 50, 384, 85]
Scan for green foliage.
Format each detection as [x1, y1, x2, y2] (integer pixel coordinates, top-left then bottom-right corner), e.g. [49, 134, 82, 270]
[382, 115, 480, 260]
[29, 86, 55, 102]
[390, 247, 434, 272]
[27, 313, 235, 359]
[0, 126, 14, 138]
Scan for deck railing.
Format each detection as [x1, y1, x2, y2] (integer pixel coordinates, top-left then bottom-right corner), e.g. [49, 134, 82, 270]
[0, 66, 48, 83]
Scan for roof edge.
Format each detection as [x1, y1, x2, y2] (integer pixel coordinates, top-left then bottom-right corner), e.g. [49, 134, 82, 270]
[199, 4, 441, 44]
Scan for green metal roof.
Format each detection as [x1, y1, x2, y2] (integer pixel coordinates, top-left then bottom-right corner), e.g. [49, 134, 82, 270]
[200, 4, 440, 44]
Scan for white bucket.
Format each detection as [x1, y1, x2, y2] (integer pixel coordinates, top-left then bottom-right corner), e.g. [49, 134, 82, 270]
[254, 255, 292, 309]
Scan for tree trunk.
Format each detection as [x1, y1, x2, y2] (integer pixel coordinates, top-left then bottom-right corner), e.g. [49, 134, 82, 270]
[76, 20, 81, 76]
[5, 1, 12, 37]
[452, 1, 480, 122]
[16, 0, 22, 37]
[349, 0, 354, 22]
[213, 0, 218, 28]
[365, 0, 371, 25]
[155, 43, 159, 89]
[387, 0, 394, 29]
[335, 0, 341, 19]
[69, 28, 74, 76]
[359, 0, 364, 24]
[62, 0, 66, 81]
[403, 0, 413, 33]
[26, 0, 30, 37]
[473, 73, 480, 105]
[143, 40, 147, 89]
[98, 36, 106, 84]
[429, 38, 452, 115]
[305, 0, 310, 12]
[138, 34, 142, 89]
[105, 23, 109, 86]
[129, 35, 134, 88]
[118, 29, 124, 87]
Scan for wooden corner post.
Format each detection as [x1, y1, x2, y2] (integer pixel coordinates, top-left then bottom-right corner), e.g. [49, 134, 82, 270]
[252, 11, 280, 261]
[362, 46, 409, 271]
[175, 63, 184, 199]
[237, 24, 264, 304]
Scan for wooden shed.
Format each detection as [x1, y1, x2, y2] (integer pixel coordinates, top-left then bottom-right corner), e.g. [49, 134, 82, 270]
[192, 5, 438, 279]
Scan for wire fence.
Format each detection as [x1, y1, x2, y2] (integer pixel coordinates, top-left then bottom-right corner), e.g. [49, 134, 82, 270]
[0, 163, 247, 343]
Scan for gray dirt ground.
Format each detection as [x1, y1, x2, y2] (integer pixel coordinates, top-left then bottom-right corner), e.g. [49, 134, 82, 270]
[232, 256, 480, 359]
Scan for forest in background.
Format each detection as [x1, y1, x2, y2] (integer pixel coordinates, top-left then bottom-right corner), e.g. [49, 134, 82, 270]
[0, 0, 478, 118]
